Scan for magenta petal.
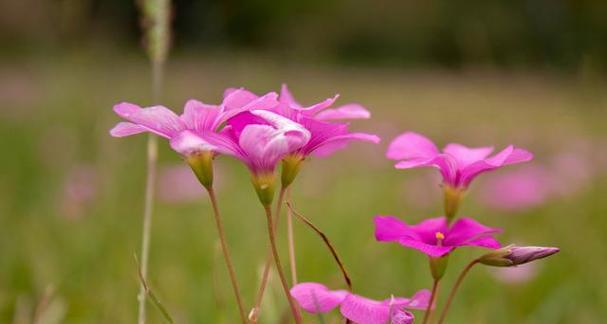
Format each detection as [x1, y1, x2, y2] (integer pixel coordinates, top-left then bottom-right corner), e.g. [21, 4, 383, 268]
[114, 104, 185, 139]
[315, 103, 371, 120]
[398, 238, 454, 257]
[279, 84, 301, 108]
[290, 283, 348, 313]
[443, 143, 494, 168]
[374, 215, 409, 242]
[386, 132, 439, 161]
[340, 294, 391, 324]
[445, 217, 501, 247]
[382, 289, 431, 310]
[113, 102, 141, 118]
[390, 310, 415, 324]
[181, 99, 221, 132]
[459, 145, 533, 187]
[312, 132, 381, 157]
[409, 217, 449, 243]
[169, 130, 220, 156]
[222, 88, 260, 111]
[297, 95, 339, 115]
[110, 122, 146, 137]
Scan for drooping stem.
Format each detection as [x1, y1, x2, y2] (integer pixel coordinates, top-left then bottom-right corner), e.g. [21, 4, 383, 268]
[206, 187, 247, 323]
[250, 187, 287, 323]
[287, 202, 352, 291]
[138, 133, 157, 324]
[286, 188, 298, 286]
[421, 279, 440, 324]
[436, 259, 479, 324]
[263, 204, 302, 324]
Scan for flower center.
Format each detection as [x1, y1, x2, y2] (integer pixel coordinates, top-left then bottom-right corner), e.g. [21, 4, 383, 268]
[435, 232, 445, 247]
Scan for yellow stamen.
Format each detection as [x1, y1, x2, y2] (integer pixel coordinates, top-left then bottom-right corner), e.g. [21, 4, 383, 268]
[435, 232, 445, 247]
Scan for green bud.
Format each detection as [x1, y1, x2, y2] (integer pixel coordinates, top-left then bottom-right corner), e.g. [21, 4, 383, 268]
[281, 154, 304, 187]
[252, 173, 276, 207]
[186, 151, 214, 190]
[429, 255, 449, 280]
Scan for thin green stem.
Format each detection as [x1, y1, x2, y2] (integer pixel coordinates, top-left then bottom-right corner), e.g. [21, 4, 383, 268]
[250, 187, 287, 323]
[422, 279, 440, 324]
[286, 188, 298, 285]
[263, 204, 302, 324]
[436, 260, 479, 324]
[207, 187, 247, 324]
[138, 133, 157, 324]
[287, 202, 352, 291]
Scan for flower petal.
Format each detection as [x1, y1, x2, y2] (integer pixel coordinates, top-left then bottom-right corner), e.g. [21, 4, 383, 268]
[113, 103, 184, 138]
[445, 217, 501, 247]
[374, 215, 410, 242]
[386, 132, 439, 161]
[109, 122, 147, 137]
[181, 99, 221, 131]
[169, 130, 219, 156]
[398, 238, 455, 257]
[382, 289, 432, 310]
[315, 103, 371, 120]
[443, 143, 494, 168]
[279, 84, 301, 108]
[459, 145, 533, 187]
[340, 294, 390, 324]
[408, 217, 449, 244]
[290, 282, 348, 313]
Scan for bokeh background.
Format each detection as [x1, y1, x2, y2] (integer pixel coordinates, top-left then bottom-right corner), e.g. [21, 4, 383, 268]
[1, 1, 607, 323]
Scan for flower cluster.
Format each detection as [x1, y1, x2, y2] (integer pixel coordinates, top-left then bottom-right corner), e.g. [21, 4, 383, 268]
[111, 86, 559, 324]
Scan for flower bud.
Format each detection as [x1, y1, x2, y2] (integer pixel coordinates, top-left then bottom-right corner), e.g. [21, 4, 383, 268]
[479, 245, 559, 267]
[252, 173, 276, 207]
[281, 154, 304, 188]
[186, 150, 214, 190]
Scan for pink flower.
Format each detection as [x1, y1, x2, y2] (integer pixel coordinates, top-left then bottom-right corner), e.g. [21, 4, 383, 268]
[109, 88, 279, 157]
[478, 166, 554, 211]
[219, 109, 312, 175]
[386, 132, 533, 189]
[374, 216, 501, 257]
[290, 282, 430, 324]
[273, 85, 380, 158]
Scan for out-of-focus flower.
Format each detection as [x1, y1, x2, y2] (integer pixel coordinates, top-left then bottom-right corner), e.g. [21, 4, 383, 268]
[156, 164, 206, 203]
[491, 263, 539, 284]
[386, 132, 533, 190]
[478, 166, 553, 211]
[374, 215, 501, 257]
[478, 245, 559, 267]
[60, 165, 98, 220]
[290, 282, 430, 324]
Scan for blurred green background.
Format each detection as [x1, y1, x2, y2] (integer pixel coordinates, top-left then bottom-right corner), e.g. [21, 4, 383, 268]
[1, 1, 606, 323]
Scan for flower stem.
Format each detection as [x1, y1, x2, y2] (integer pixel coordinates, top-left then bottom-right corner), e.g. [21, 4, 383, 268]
[138, 133, 157, 324]
[421, 279, 440, 324]
[263, 204, 302, 324]
[250, 187, 287, 323]
[286, 188, 298, 285]
[287, 202, 352, 291]
[436, 259, 479, 324]
[207, 187, 247, 324]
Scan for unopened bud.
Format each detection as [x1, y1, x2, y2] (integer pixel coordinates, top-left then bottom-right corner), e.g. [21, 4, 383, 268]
[479, 245, 559, 267]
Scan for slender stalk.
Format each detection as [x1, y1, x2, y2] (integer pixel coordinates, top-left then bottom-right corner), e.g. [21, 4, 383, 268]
[421, 279, 440, 324]
[135, 255, 175, 324]
[250, 187, 287, 323]
[286, 188, 298, 285]
[207, 187, 247, 324]
[263, 204, 302, 324]
[138, 132, 157, 324]
[287, 202, 352, 291]
[437, 260, 479, 324]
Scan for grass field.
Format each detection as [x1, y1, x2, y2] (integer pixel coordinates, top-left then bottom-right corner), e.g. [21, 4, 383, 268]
[1, 52, 606, 323]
